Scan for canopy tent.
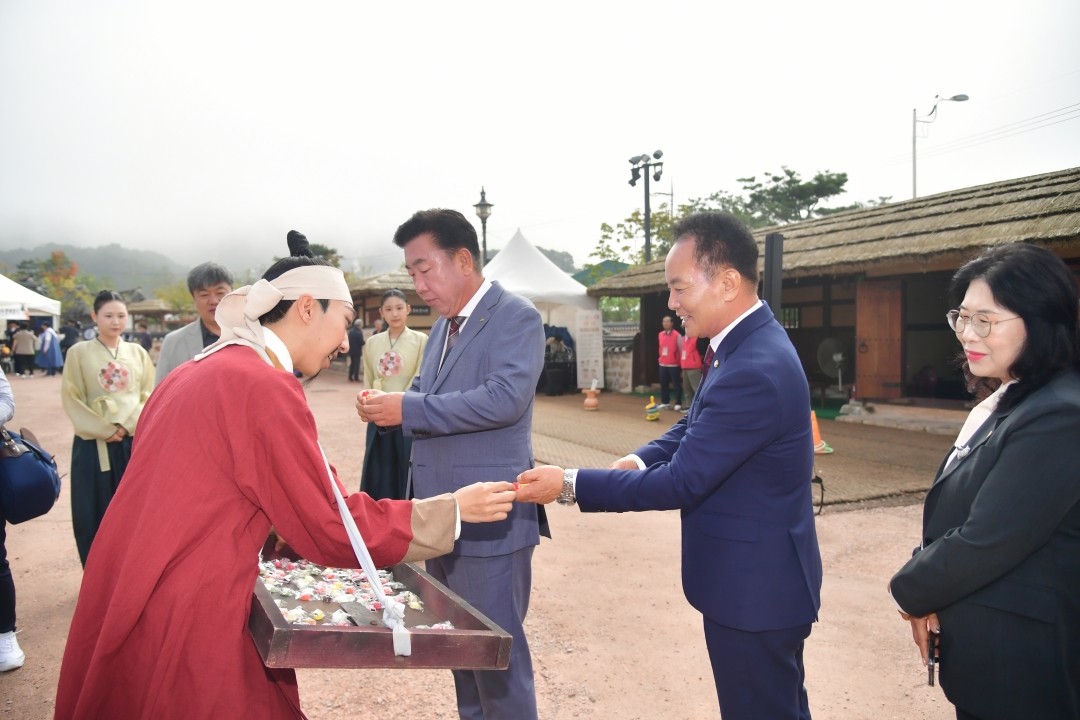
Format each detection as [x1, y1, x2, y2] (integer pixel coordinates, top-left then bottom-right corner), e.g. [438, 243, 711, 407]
[0, 274, 62, 319]
[482, 230, 597, 328]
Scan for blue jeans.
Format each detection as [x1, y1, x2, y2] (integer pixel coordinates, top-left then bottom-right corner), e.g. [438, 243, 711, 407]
[0, 505, 14, 633]
[659, 365, 682, 405]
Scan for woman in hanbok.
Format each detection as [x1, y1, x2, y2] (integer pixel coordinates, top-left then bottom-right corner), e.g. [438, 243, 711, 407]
[60, 291, 154, 566]
[34, 320, 64, 376]
[54, 232, 515, 720]
[361, 288, 427, 500]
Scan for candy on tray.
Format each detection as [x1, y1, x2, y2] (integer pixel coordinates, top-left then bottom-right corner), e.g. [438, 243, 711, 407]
[260, 558, 428, 622]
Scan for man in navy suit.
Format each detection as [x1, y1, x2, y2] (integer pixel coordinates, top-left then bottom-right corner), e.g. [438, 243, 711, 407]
[359, 209, 546, 720]
[517, 212, 822, 720]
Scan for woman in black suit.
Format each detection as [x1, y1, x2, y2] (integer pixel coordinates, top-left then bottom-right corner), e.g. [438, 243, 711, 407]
[890, 244, 1080, 720]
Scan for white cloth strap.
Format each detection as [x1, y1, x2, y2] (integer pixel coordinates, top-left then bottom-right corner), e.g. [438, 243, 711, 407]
[318, 442, 411, 656]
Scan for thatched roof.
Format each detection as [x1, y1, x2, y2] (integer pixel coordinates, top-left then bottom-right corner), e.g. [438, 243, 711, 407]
[349, 269, 417, 300]
[126, 298, 173, 314]
[589, 166, 1080, 296]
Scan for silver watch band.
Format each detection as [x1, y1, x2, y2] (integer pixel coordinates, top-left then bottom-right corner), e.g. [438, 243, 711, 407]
[556, 469, 577, 506]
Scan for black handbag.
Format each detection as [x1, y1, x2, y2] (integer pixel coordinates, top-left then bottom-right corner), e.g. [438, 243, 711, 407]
[0, 427, 62, 524]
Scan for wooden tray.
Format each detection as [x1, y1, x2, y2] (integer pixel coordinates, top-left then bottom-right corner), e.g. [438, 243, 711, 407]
[248, 543, 512, 669]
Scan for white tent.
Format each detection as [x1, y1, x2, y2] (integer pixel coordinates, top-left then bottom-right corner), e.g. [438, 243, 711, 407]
[482, 230, 597, 328]
[0, 274, 62, 319]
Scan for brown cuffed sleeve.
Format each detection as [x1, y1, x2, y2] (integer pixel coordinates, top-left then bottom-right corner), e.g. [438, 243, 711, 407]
[401, 493, 457, 563]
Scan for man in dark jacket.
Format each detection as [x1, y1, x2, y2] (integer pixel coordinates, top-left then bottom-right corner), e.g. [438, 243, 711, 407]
[517, 212, 822, 720]
[346, 320, 365, 382]
[58, 321, 81, 359]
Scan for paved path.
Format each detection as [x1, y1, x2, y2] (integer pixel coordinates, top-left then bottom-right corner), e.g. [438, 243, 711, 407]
[835, 403, 968, 436]
[2, 372, 954, 719]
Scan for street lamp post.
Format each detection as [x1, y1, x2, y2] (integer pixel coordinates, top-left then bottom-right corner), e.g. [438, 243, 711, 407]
[628, 150, 664, 263]
[913, 94, 969, 198]
[473, 187, 493, 266]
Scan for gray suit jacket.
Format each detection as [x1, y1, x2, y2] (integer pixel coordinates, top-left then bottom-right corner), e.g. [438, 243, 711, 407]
[155, 320, 207, 386]
[403, 282, 546, 558]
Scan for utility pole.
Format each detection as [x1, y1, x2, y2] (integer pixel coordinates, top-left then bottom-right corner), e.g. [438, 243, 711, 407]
[912, 94, 969, 199]
[628, 150, 664, 262]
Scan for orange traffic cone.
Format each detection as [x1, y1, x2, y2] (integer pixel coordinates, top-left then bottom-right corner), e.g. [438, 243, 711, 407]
[811, 410, 833, 454]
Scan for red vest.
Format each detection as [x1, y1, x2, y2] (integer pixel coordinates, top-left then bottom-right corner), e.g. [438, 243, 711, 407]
[658, 330, 680, 366]
[680, 337, 702, 369]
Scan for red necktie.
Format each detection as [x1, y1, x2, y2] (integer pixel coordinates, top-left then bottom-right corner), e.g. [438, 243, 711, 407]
[440, 315, 465, 368]
[701, 346, 716, 382]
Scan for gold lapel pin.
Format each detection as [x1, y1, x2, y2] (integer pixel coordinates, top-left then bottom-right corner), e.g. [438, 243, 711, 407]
[713, 359, 719, 368]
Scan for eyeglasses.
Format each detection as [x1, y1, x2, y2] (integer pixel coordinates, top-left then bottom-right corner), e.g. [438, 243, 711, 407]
[946, 309, 1022, 338]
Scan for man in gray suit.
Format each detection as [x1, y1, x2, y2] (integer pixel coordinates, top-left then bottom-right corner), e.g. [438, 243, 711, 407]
[359, 209, 546, 719]
[155, 263, 234, 386]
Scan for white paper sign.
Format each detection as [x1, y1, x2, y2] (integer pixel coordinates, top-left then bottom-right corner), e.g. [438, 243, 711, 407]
[575, 309, 604, 390]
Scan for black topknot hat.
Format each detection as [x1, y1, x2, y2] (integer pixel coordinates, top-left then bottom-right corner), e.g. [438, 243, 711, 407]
[286, 230, 313, 258]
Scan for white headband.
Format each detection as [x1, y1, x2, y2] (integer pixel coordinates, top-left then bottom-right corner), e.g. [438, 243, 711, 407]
[196, 265, 352, 362]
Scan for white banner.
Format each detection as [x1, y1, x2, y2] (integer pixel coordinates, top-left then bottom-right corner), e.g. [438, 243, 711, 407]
[575, 309, 604, 390]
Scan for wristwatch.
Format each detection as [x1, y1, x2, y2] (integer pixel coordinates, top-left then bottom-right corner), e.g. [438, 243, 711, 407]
[556, 468, 577, 506]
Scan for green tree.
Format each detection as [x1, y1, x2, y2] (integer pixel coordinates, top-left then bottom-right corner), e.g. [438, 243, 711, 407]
[309, 243, 343, 268]
[590, 202, 681, 268]
[13, 251, 107, 315]
[271, 244, 342, 268]
[599, 297, 640, 322]
[587, 167, 884, 324]
[736, 167, 852, 225]
[535, 246, 576, 273]
[154, 278, 196, 313]
[683, 190, 764, 228]
[591, 167, 880, 272]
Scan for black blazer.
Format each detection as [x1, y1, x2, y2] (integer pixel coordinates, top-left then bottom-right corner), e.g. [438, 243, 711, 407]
[891, 370, 1080, 720]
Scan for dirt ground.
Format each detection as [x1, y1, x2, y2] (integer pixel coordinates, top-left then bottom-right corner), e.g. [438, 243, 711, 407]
[0, 370, 954, 719]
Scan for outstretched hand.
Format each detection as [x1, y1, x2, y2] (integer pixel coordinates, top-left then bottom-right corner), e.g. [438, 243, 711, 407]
[514, 466, 564, 504]
[454, 482, 517, 523]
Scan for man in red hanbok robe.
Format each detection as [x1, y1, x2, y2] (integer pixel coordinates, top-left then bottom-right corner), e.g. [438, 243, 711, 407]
[54, 248, 515, 720]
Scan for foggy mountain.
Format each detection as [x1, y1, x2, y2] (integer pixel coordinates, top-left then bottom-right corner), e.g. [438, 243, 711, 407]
[0, 240, 405, 291]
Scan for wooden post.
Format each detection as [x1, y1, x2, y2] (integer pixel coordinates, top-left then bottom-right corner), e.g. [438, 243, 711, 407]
[763, 233, 784, 314]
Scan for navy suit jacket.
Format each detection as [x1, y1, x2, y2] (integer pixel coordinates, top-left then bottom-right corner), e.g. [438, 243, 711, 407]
[403, 282, 547, 558]
[576, 303, 822, 632]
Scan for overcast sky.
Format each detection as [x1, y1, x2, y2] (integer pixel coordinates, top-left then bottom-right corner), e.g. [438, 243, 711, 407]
[1, 0, 1078, 275]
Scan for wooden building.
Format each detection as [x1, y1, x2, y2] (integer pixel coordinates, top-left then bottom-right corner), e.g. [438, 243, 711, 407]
[349, 269, 434, 332]
[125, 298, 190, 333]
[588, 167, 1080, 401]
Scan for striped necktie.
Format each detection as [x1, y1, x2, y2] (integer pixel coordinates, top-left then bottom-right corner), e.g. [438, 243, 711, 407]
[441, 315, 466, 368]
